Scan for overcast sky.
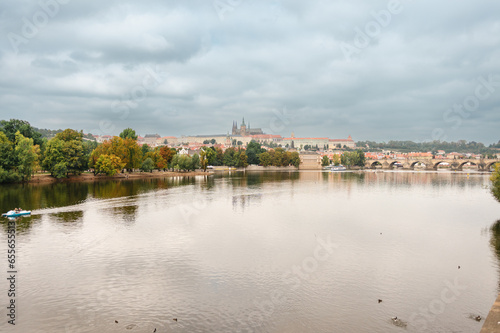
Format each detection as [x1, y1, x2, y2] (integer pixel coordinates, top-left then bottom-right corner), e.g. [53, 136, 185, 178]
[1, 0, 499, 143]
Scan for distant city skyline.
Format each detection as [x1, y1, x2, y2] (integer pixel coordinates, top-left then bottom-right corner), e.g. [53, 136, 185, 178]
[1, 1, 499, 144]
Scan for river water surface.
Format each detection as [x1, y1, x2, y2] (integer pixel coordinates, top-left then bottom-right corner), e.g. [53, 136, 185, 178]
[0, 171, 499, 333]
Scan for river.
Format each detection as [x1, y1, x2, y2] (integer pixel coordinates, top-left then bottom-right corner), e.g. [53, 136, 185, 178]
[0, 170, 498, 332]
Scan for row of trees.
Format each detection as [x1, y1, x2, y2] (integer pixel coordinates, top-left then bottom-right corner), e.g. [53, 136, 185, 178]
[88, 130, 178, 175]
[357, 140, 499, 155]
[0, 131, 39, 182]
[0, 120, 306, 183]
[259, 148, 300, 167]
[492, 164, 500, 203]
[321, 150, 366, 168]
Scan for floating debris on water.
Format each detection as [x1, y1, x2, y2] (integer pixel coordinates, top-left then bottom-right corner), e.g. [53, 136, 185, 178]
[390, 317, 407, 328]
[468, 314, 482, 322]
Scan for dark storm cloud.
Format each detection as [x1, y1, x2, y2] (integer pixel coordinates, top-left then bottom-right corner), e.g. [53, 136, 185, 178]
[0, 0, 499, 143]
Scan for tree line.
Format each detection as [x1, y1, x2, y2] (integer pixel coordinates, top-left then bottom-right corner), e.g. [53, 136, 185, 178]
[321, 149, 366, 168]
[492, 164, 500, 203]
[357, 140, 499, 156]
[0, 119, 303, 183]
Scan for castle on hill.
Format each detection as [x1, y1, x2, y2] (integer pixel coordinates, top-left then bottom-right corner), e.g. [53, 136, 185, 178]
[130, 117, 355, 150]
[232, 118, 264, 136]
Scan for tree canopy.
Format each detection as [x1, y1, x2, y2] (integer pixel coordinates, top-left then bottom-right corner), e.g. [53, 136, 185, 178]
[0, 119, 43, 146]
[119, 128, 138, 140]
[491, 163, 500, 203]
[341, 149, 366, 168]
[357, 139, 498, 155]
[43, 129, 87, 178]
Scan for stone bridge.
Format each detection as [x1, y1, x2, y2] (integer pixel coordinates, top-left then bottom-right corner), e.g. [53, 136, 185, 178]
[365, 158, 500, 171]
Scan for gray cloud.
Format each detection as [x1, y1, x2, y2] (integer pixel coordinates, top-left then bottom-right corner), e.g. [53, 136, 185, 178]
[1, 0, 499, 143]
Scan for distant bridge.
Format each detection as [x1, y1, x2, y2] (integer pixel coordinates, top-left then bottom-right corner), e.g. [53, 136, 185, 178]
[365, 158, 500, 171]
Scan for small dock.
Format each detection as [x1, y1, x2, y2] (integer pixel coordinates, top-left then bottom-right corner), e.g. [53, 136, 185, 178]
[481, 294, 500, 332]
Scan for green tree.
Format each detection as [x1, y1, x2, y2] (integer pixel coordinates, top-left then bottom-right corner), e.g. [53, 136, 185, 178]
[95, 154, 124, 176]
[123, 138, 142, 170]
[332, 154, 341, 166]
[141, 143, 151, 156]
[15, 132, 37, 181]
[289, 152, 300, 167]
[42, 129, 87, 177]
[321, 155, 330, 167]
[140, 157, 154, 172]
[213, 147, 224, 166]
[0, 168, 21, 183]
[43, 138, 65, 174]
[190, 154, 200, 170]
[491, 163, 500, 203]
[171, 154, 180, 171]
[355, 149, 366, 167]
[0, 131, 15, 170]
[83, 140, 98, 165]
[0, 119, 43, 146]
[341, 149, 365, 168]
[236, 151, 248, 168]
[200, 147, 215, 171]
[119, 128, 138, 140]
[223, 148, 236, 166]
[52, 162, 68, 178]
[272, 148, 286, 166]
[246, 141, 265, 165]
[259, 152, 272, 166]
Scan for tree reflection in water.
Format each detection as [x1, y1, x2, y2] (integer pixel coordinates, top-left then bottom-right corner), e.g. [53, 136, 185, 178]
[491, 220, 500, 261]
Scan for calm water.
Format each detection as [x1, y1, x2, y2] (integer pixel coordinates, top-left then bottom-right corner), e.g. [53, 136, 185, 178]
[0, 171, 499, 333]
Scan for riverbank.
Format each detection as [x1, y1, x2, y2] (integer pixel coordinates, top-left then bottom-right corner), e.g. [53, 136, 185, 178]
[28, 171, 212, 184]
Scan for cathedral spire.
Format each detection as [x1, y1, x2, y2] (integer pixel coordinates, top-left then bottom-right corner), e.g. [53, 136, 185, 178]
[241, 117, 246, 126]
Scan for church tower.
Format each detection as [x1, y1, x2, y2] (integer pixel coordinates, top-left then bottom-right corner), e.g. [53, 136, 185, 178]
[232, 121, 238, 135]
[240, 117, 247, 136]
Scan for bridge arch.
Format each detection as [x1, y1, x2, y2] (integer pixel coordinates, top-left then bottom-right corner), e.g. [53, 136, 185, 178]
[410, 161, 428, 169]
[458, 160, 477, 170]
[388, 161, 402, 169]
[432, 160, 449, 169]
[370, 161, 383, 169]
[487, 161, 499, 171]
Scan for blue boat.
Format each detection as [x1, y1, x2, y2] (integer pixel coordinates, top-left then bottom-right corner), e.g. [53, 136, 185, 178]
[2, 210, 31, 217]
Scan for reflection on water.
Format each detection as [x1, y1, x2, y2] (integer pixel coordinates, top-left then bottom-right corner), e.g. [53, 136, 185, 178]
[0, 171, 499, 333]
[490, 220, 500, 265]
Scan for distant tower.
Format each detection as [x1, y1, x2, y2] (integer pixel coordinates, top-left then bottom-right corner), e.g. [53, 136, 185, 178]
[232, 121, 238, 135]
[225, 132, 232, 146]
[240, 117, 247, 136]
[291, 131, 295, 138]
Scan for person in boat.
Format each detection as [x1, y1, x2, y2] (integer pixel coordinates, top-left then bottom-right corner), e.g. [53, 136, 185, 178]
[14, 208, 19, 213]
